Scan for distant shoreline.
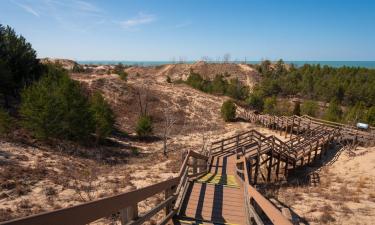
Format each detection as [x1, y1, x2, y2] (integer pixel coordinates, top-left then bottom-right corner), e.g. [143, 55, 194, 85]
[77, 60, 375, 68]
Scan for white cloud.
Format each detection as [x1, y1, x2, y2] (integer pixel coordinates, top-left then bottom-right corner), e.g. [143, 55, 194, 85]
[12, 1, 40, 17]
[74, 0, 101, 13]
[119, 13, 156, 29]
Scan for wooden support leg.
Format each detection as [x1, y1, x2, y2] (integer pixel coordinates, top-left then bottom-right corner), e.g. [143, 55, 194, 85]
[254, 155, 260, 185]
[284, 158, 289, 178]
[248, 159, 253, 183]
[267, 152, 273, 182]
[275, 154, 281, 181]
[192, 157, 197, 175]
[300, 157, 304, 166]
[307, 152, 311, 163]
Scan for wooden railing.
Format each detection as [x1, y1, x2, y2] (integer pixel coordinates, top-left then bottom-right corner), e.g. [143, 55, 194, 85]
[0, 150, 208, 225]
[236, 146, 292, 225]
[239, 109, 375, 146]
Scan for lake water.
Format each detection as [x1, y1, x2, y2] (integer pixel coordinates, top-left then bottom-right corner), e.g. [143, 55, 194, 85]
[77, 60, 375, 68]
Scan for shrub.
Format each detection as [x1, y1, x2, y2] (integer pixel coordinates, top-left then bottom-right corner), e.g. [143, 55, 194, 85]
[246, 93, 264, 111]
[136, 115, 153, 137]
[324, 99, 343, 122]
[0, 108, 12, 135]
[301, 100, 319, 117]
[345, 102, 366, 125]
[292, 101, 301, 116]
[221, 100, 236, 122]
[226, 78, 248, 100]
[114, 63, 128, 81]
[211, 74, 227, 94]
[186, 71, 204, 90]
[263, 97, 277, 115]
[90, 92, 115, 142]
[20, 66, 94, 141]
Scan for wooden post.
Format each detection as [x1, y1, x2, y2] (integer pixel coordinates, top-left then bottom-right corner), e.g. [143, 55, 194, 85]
[221, 141, 224, 152]
[290, 117, 295, 139]
[236, 135, 240, 152]
[275, 152, 281, 181]
[119, 204, 138, 225]
[248, 158, 253, 183]
[297, 119, 301, 144]
[164, 186, 175, 216]
[267, 150, 273, 182]
[284, 119, 288, 138]
[284, 157, 289, 178]
[254, 155, 259, 185]
[192, 157, 197, 174]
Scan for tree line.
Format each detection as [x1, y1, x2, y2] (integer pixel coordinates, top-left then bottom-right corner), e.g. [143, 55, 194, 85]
[248, 60, 375, 125]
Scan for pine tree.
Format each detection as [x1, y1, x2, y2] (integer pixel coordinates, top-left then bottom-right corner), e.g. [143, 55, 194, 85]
[221, 100, 236, 122]
[90, 92, 115, 142]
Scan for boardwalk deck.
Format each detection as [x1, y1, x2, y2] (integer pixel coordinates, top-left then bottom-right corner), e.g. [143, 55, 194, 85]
[179, 152, 246, 225]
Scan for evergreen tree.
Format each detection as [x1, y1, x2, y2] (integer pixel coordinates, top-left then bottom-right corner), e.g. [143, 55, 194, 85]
[292, 101, 301, 116]
[221, 100, 236, 122]
[324, 100, 343, 122]
[136, 115, 153, 137]
[90, 92, 115, 142]
[344, 102, 366, 125]
[246, 93, 264, 111]
[301, 100, 319, 117]
[0, 24, 43, 106]
[211, 74, 227, 94]
[20, 66, 94, 141]
[263, 97, 277, 115]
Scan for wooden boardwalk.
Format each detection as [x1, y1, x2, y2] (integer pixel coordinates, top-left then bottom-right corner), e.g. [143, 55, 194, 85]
[4, 111, 373, 225]
[179, 152, 246, 225]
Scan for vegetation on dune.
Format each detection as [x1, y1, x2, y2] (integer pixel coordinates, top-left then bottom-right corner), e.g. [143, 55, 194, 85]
[185, 71, 249, 100]
[221, 100, 236, 122]
[0, 24, 116, 144]
[0, 107, 12, 135]
[0, 24, 43, 107]
[323, 99, 343, 122]
[301, 100, 319, 117]
[114, 63, 128, 81]
[90, 92, 115, 142]
[246, 93, 264, 112]
[136, 115, 153, 137]
[20, 65, 115, 142]
[253, 59, 375, 125]
[20, 66, 94, 141]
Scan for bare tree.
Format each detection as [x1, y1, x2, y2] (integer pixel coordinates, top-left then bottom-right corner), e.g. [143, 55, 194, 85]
[223, 53, 231, 63]
[136, 83, 150, 116]
[161, 104, 186, 155]
[178, 56, 186, 64]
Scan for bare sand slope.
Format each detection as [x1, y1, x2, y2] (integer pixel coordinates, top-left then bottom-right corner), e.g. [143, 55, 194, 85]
[275, 146, 375, 225]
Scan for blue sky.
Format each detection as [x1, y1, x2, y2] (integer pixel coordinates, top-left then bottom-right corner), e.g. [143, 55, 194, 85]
[1, 0, 375, 61]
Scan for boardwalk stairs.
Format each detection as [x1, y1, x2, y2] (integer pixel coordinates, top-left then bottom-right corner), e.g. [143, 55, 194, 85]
[2, 113, 374, 225]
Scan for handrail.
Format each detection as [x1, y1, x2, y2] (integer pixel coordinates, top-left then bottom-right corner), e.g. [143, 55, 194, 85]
[237, 147, 292, 225]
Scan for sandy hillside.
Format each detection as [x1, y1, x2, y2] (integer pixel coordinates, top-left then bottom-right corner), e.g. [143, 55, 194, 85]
[124, 61, 259, 90]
